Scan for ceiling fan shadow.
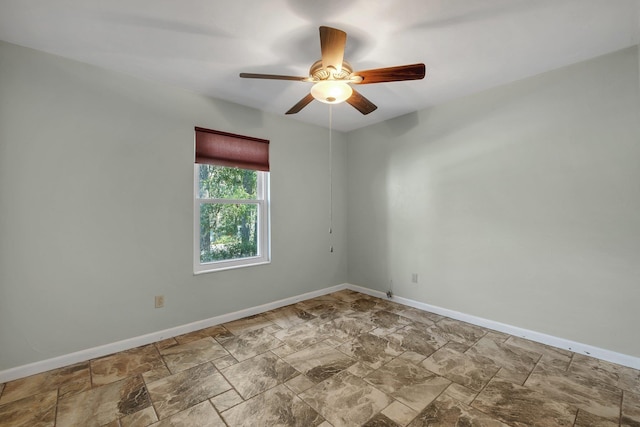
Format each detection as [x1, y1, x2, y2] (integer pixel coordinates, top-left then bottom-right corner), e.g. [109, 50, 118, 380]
[270, 24, 375, 66]
[97, 11, 232, 38]
[402, 0, 546, 33]
[382, 111, 421, 137]
[284, 0, 357, 22]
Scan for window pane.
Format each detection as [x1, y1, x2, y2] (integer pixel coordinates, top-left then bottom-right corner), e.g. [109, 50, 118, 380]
[199, 203, 259, 262]
[198, 165, 257, 199]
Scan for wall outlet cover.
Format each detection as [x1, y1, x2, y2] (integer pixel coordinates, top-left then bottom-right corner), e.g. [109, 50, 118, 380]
[155, 295, 165, 308]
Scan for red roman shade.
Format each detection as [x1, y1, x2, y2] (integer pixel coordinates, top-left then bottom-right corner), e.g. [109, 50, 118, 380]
[195, 127, 269, 171]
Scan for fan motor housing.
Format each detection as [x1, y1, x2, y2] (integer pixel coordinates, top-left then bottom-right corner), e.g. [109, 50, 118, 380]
[309, 60, 353, 81]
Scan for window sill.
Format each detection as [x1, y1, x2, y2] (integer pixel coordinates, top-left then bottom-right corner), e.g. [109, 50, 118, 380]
[194, 259, 271, 275]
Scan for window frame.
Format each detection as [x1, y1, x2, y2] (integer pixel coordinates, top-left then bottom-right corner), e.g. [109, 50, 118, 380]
[193, 164, 270, 274]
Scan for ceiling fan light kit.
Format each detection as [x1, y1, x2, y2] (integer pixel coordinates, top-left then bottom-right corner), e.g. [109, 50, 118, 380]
[311, 80, 353, 104]
[240, 26, 426, 115]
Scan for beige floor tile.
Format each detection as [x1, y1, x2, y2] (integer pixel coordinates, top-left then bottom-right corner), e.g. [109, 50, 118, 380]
[429, 318, 487, 346]
[421, 346, 499, 392]
[285, 374, 316, 394]
[159, 337, 229, 373]
[302, 301, 353, 322]
[201, 325, 234, 341]
[223, 313, 275, 335]
[524, 363, 622, 421]
[147, 363, 230, 420]
[271, 343, 299, 357]
[396, 350, 427, 365]
[574, 409, 618, 427]
[386, 324, 448, 357]
[284, 341, 355, 383]
[91, 345, 163, 386]
[622, 390, 640, 426]
[472, 378, 577, 426]
[483, 330, 511, 344]
[150, 400, 225, 427]
[210, 389, 243, 412]
[505, 336, 572, 370]
[569, 354, 623, 388]
[392, 307, 442, 325]
[467, 337, 539, 385]
[571, 353, 640, 395]
[0, 390, 57, 427]
[264, 305, 317, 329]
[363, 413, 403, 426]
[56, 376, 150, 427]
[365, 358, 450, 412]
[300, 371, 392, 427]
[142, 365, 172, 383]
[618, 367, 640, 395]
[337, 332, 403, 369]
[0, 362, 90, 404]
[295, 295, 338, 308]
[120, 406, 158, 427]
[319, 314, 377, 341]
[381, 400, 419, 426]
[410, 394, 509, 426]
[329, 289, 363, 302]
[346, 361, 375, 378]
[221, 351, 298, 399]
[220, 327, 284, 361]
[370, 326, 402, 337]
[273, 319, 335, 351]
[174, 329, 213, 344]
[443, 382, 478, 405]
[443, 341, 471, 353]
[223, 384, 324, 427]
[211, 353, 238, 369]
[155, 337, 179, 351]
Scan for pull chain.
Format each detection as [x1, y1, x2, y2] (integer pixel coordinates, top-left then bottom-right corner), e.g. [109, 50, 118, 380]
[329, 105, 334, 253]
[329, 104, 333, 235]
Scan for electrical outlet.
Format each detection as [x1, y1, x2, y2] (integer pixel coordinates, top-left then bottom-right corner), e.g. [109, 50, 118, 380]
[412, 273, 419, 283]
[155, 295, 165, 308]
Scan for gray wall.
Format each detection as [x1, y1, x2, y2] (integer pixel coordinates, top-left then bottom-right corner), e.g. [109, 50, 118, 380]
[347, 46, 640, 357]
[2, 39, 639, 371]
[0, 41, 347, 370]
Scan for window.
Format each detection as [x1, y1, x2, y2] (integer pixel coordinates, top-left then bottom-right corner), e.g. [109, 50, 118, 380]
[194, 128, 270, 273]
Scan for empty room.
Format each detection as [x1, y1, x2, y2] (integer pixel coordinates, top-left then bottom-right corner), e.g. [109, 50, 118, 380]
[1, 1, 639, 426]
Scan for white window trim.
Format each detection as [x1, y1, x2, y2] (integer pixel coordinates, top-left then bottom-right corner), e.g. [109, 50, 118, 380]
[193, 165, 270, 274]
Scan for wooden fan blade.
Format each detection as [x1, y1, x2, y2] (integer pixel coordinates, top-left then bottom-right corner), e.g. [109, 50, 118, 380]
[285, 93, 315, 115]
[353, 63, 426, 84]
[319, 26, 347, 72]
[240, 73, 308, 81]
[347, 89, 377, 115]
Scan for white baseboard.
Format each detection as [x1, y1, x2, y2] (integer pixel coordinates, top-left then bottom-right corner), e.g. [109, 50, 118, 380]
[0, 284, 348, 383]
[2, 281, 638, 383]
[346, 283, 640, 370]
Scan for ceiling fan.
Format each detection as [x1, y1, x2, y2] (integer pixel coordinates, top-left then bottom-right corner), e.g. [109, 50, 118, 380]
[239, 26, 426, 115]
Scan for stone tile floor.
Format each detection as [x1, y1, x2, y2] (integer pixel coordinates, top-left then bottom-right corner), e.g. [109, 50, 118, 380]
[1, 289, 639, 426]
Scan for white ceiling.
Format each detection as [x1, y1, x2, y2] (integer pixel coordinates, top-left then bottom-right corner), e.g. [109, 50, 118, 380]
[1, 0, 639, 131]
